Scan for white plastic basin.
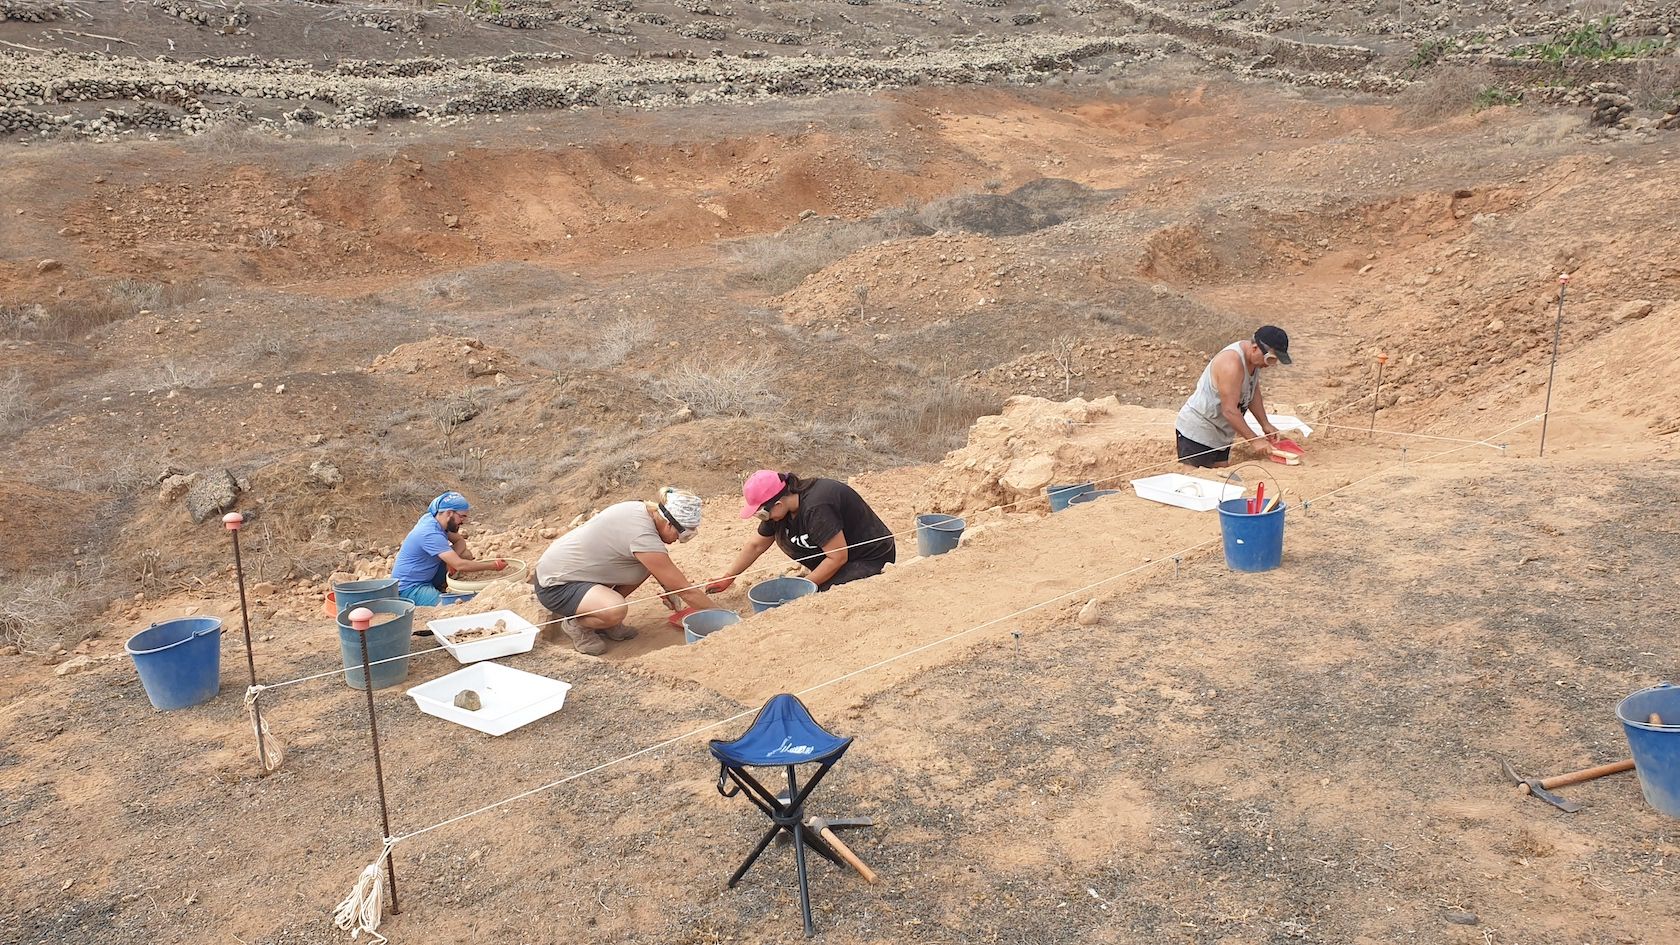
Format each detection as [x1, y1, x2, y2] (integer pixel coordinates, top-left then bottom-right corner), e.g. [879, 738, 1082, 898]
[408, 663, 571, 736]
[426, 609, 538, 664]
[1129, 473, 1247, 513]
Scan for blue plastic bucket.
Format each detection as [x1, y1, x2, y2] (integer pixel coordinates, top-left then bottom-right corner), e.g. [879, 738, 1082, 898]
[1047, 482, 1095, 512]
[125, 617, 223, 711]
[1067, 489, 1120, 507]
[915, 514, 966, 557]
[1216, 498, 1286, 572]
[333, 578, 399, 610]
[336, 599, 415, 690]
[748, 577, 819, 614]
[1617, 682, 1680, 817]
[682, 609, 741, 644]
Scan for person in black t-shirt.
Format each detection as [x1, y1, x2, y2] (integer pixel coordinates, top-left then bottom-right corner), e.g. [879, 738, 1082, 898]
[708, 470, 897, 593]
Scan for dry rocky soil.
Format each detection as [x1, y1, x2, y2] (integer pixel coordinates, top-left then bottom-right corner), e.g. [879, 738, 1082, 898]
[3, 2, 1680, 944]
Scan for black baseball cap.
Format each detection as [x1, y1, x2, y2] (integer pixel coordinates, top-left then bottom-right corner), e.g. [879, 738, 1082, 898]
[1254, 326, 1292, 364]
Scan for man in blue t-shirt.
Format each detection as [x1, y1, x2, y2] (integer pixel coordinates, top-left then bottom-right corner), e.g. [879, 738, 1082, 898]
[391, 491, 506, 606]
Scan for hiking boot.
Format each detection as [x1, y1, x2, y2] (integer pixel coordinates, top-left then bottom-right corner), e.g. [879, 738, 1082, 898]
[601, 624, 638, 642]
[560, 617, 607, 656]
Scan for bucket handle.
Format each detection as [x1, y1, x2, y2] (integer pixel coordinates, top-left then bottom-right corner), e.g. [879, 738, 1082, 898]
[147, 618, 224, 638]
[1220, 463, 1283, 506]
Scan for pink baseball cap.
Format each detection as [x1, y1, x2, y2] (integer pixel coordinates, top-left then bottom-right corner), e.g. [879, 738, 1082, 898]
[739, 470, 787, 519]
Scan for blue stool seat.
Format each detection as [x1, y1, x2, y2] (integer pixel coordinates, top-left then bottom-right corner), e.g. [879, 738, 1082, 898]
[710, 693, 851, 769]
[708, 694, 868, 937]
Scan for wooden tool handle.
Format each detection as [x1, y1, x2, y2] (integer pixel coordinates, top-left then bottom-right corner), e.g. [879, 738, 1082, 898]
[817, 827, 879, 884]
[1540, 759, 1635, 790]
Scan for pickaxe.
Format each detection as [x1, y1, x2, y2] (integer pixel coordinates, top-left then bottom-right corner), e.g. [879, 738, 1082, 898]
[1499, 757, 1635, 812]
[804, 815, 879, 884]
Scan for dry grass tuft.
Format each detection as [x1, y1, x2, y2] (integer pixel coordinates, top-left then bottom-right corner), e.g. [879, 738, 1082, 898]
[2, 280, 195, 342]
[848, 377, 994, 459]
[0, 370, 33, 436]
[1397, 66, 1499, 126]
[651, 353, 782, 418]
[0, 562, 113, 656]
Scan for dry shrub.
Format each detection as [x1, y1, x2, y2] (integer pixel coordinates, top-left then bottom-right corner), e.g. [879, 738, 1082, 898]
[149, 358, 214, 391]
[587, 316, 651, 366]
[1495, 111, 1581, 148]
[1627, 59, 1680, 110]
[850, 378, 995, 459]
[195, 123, 277, 156]
[1, 280, 193, 342]
[0, 370, 32, 436]
[0, 562, 113, 655]
[1397, 66, 1497, 126]
[24, 454, 151, 498]
[651, 353, 782, 418]
[239, 519, 348, 583]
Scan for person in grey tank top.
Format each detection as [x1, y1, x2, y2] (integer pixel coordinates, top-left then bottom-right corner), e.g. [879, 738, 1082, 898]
[1174, 326, 1293, 468]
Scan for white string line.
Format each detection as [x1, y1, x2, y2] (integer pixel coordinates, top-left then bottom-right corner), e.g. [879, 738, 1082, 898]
[1306, 421, 1509, 447]
[377, 411, 1540, 848]
[1108, 416, 1506, 449]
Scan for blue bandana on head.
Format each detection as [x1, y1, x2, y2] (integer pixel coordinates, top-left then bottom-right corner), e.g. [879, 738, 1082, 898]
[427, 491, 470, 516]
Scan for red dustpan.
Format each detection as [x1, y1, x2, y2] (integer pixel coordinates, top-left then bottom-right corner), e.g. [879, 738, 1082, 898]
[1274, 438, 1305, 455]
[668, 607, 698, 628]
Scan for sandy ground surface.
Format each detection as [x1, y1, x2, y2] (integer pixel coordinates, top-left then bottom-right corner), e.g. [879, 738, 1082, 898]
[3, 9, 1680, 944]
[6, 436, 1680, 945]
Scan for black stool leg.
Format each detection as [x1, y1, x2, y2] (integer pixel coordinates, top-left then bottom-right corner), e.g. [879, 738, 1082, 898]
[729, 821, 782, 888]
[791, 818, 815, 937]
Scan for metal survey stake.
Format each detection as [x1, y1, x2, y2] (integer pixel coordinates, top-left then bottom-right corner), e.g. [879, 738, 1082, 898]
[1370, 353, 1387, 435]
[223, 512, 269, 775]
[1539, 273, 1568, 457]
[349, 608, 401, 915]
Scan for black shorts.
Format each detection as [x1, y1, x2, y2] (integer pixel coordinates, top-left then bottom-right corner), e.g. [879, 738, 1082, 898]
[818, 552, 896, 592]
[535, 580, 600, 618]
[1176, 430, 1229, 468]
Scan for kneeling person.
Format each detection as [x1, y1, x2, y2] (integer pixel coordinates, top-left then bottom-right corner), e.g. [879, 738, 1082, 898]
[533, 488, 720, 655]
[711, 471, 896, 594]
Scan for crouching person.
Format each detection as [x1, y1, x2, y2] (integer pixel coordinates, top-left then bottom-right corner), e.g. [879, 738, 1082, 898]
[533, 487, 721, 655]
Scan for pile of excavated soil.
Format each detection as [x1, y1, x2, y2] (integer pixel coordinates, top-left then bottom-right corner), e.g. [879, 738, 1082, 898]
[368, 335, 533, 388]
[919, 394, 1179, 514]
[977, 333, 1207, 406]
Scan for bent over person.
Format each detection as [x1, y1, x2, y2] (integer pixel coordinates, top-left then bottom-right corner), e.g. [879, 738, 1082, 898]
[533, 487, 720, 655]
[1174, 325, 1293, 469]
[711, 471, 896, 593]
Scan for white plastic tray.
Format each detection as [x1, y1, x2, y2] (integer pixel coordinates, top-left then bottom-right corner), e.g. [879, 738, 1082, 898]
[426, 610, 538, 664]
[1130, 473, 1246, 513]
[1244, 412, 1313, 438]
[408, 663, 571, 736]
